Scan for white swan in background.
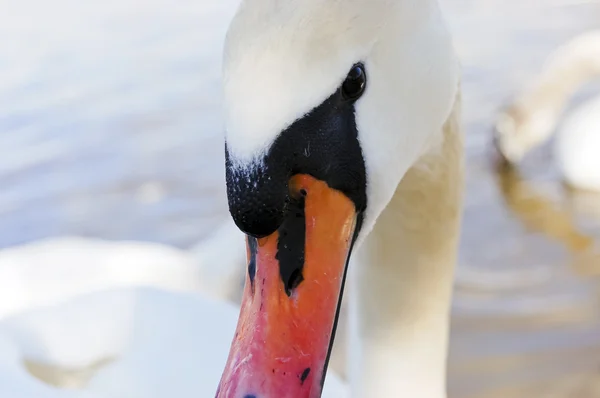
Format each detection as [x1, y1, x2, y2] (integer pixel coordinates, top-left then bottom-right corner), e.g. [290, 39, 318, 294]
[494, 30, 600, 192]
[0, 238, 347, 398]
[0, 0, 463, 397]
[0, 234, 245, 319]
[188, 220, 246, 302]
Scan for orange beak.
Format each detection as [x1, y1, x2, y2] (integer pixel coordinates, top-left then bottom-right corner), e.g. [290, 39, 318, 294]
[216, 174, 358, 398]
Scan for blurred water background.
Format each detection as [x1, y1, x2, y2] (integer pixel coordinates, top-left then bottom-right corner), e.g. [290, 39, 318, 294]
[2, 0, 600, 396]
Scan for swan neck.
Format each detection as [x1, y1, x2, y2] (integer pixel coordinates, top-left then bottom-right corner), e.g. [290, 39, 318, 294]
[515, 31, 600, 125]
[347, 94, 463, 397]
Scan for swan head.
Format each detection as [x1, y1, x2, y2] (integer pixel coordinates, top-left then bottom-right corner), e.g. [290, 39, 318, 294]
[493, 102, 558, 164]
[216, 0, 459, 396]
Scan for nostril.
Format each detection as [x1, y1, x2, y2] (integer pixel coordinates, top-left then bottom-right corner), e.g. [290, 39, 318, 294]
[286, 268, 304, 296]
[276, 193, 306, 297]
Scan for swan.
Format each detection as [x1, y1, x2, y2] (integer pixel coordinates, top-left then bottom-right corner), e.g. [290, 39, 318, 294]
[215, 0, 463, 396]
[0, 0, 463, 396]
[493, 30, 600, 192]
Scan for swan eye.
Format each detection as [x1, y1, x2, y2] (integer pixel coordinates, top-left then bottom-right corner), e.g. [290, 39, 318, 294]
[342, 64, 366, 101]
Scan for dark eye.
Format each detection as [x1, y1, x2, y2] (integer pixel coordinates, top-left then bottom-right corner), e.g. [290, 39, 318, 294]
[342, 64, 367, 101]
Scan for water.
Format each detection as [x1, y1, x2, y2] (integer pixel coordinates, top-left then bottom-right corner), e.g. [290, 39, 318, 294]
[0, 0, 235, 248]
[446, 1, 600, 396]
[2, 0, 600, 396]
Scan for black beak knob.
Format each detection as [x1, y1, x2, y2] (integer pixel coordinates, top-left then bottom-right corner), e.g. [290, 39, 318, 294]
[225, 149, 288, 238]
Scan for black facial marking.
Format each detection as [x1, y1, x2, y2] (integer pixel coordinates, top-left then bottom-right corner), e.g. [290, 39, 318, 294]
[300, 368, 311, 384]
[225, 63, 368, 238]
[247, 236, 258, 291]
[276, 194, 306, 296]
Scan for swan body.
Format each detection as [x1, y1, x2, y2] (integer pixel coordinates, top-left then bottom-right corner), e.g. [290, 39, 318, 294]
[189, 220, 246, 302]
[494, 30, 600, 192]
[0, 238, 347, 398]
[0, 230, 248, 318]
[0, 237, 206, 318]
[555, 95, 600, 191]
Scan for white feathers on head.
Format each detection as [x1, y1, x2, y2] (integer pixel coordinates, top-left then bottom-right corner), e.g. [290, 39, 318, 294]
[222, 0, 395, 162]
[222, 0, 460, 238]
